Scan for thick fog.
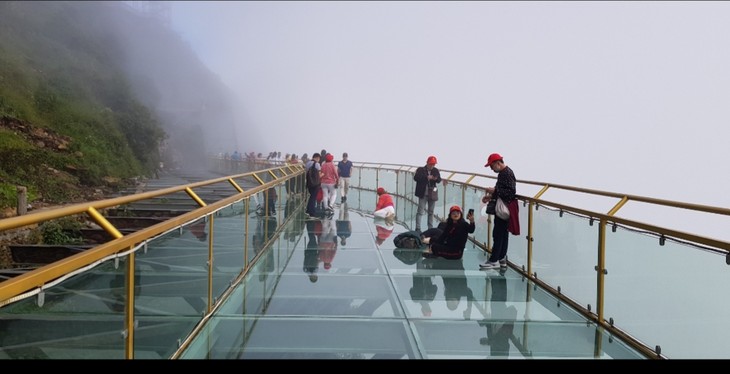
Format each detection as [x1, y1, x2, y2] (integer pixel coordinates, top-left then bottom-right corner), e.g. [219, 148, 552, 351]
[166, 2, 730, 240]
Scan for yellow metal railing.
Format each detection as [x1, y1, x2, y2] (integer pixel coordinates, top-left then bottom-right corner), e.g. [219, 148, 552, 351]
[0, 163, 304, 359]
[3, 160, 730, 359]
[350, 162, 730, 359]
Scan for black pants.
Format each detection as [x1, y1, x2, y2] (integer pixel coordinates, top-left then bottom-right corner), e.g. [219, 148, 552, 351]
[306, 186, 319, 216]
[489, 216, 509, 262]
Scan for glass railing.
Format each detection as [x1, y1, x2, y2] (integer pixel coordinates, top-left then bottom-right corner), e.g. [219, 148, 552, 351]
[1, 159, 729, 359]
[0, 162, 304, 359]
[347, 162, 730, 359]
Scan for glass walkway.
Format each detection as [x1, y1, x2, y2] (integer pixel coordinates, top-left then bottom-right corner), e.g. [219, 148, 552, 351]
[178, 195, 643, 359]
[2, 161, 729, 359]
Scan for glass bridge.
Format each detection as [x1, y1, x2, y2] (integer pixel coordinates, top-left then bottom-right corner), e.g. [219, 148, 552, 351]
[178, 197, 641, 359]
[1, 160, 729, 359]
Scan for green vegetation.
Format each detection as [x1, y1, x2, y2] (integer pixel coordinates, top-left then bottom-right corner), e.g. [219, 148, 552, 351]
[38, 217, 84, 245]
[0, 2, 167, 208]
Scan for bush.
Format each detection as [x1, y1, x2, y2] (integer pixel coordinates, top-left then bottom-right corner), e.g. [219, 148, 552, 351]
[38, 217, 83, 245]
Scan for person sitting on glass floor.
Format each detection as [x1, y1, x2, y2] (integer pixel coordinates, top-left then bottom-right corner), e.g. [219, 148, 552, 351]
[422, 205, 475, 260]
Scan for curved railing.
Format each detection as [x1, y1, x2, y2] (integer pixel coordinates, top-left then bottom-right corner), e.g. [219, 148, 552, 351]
[2, 159, 729, 359]
[0, 163, 304, 359]
[344, 161, 730, 359]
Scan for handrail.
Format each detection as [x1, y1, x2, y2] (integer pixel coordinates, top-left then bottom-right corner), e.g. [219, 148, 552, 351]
[0, 164, 303, 304]
[354, 161, 730, 253]
[352, 162, 730, 359]
[2, 159, 728, 359]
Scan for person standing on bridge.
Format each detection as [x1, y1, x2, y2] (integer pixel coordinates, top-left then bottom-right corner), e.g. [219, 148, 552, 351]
[320, 153, 339, 212]
[479, 153, 518, 270]
[337, 152, 353, 203]
[414, 155, 442, 232]
[305, 153, 322, 218]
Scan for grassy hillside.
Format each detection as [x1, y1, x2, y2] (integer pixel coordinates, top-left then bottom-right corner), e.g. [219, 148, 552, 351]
[0, 2, 167, 209]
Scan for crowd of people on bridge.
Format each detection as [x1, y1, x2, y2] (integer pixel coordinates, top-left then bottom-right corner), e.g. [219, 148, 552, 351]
[224, 148, 519, 274]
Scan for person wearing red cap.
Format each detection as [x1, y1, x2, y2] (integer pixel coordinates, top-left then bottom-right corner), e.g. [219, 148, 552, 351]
[422, 205, 475, 260]
[373, 187, 395, 220]
[320, 153, 339, 212]
[413, 155, 442, 232]
[479, 153, 517, 270]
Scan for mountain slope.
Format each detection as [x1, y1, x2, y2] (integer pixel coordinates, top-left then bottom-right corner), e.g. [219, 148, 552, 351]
[0, 1, 241, 209]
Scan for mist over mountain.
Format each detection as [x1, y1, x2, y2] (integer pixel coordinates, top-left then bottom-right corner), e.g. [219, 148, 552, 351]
[0, 1, 247, 207]
[107, 2, 245, 164]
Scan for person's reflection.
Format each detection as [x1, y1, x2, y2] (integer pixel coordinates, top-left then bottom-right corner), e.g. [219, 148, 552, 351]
[479, 272, 517, 357]
[409, 259, 438, 317]
[106, 259, 140, 313]
[284, 193, 305, 243]
[336, 202, 352, 246]
[303, 219, 321, 282]
[253, 217, 277, 281]
[190, 219, 207, 242]
[439, 259, 474, 318]
[374, 217, 394, 247]
[318, 216, 338, 271]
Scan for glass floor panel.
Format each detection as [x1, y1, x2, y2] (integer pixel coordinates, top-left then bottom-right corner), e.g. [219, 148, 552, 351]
[179, 201, 646, 359]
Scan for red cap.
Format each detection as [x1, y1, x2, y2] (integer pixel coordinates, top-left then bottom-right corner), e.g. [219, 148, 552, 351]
[377, 187, 386, 194]
[449, 205, 462, 214]
[324, 263, 332, 270]
[485, 153, 503, 167]
[426, 156, 437, 165]
[325, 154, 334, 162]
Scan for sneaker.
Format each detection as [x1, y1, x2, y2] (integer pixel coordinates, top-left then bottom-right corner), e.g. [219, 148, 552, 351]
[479, 261, 500, 269]
[499, 258, 507, 268]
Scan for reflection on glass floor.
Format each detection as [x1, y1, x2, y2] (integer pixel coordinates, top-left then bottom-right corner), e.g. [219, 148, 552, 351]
[179, 202, 645, 359]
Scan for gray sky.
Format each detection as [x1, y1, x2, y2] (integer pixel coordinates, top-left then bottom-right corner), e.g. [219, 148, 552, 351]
[168, 1, 730, 238]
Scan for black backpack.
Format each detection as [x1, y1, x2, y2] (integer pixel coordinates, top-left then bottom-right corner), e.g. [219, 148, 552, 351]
[306, 165, 321, 189]
[393, 231, 424, 249]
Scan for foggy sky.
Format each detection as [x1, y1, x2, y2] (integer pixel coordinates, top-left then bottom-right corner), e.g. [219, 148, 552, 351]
[167, 1, 730, 239]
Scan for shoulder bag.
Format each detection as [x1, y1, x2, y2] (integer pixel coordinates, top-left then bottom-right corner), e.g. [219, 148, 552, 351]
[428, 186, 438, 201]
[496, 197, 510, 220]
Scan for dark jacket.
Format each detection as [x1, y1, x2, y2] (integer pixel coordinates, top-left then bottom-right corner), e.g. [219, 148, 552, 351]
[414, 165, 441, 199]
[491, 166, 516, 203]
[430, 218, 475, 260]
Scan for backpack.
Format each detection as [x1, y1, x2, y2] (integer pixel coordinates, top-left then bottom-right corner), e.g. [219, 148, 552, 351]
[306, 165, 321, 189]
[393, 231, 424, 249]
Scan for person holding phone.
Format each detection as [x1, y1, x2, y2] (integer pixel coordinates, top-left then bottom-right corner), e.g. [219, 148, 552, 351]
[413, 155, 442, 232]
[422, 205, 475, 260]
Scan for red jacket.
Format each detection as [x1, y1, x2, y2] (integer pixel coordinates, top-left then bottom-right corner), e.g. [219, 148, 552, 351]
[507, 199, 520, 236]
[376, 193, 394, 211]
